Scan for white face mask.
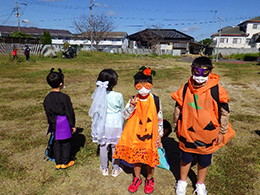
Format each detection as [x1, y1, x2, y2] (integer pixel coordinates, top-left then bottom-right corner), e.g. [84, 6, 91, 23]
[137, 87, 151, 97]
[193, 75, 209, 84]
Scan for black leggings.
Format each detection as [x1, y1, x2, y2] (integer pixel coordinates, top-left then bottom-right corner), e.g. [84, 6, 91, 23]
[53, 138, 71, 165]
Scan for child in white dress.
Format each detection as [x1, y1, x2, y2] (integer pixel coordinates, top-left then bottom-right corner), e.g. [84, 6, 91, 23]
[89, 69, 124, 177]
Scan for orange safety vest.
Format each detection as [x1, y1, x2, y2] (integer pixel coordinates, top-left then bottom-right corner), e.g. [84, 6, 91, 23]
[113, 94, 159, 167]
[171, 73, 235, 154]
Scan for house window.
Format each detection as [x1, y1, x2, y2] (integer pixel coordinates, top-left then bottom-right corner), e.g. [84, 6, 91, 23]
[253, 24, 258, 29]
[233, 38, 241, 44]
[220, 38, 228, 43]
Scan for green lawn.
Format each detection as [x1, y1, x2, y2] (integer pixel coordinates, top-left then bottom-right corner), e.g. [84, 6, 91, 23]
[0, 52, 260, 195]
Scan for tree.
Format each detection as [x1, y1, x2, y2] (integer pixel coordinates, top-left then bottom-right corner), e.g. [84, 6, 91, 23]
[9, 31, 33, 38]
[41, 30, 52, 44]
[198, 38, 212, 45]
[74, 13, 115, 50]
[138, 25, 168, 51]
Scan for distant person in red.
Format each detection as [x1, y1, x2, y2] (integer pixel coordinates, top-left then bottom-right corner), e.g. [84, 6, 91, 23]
[12, 46, 18, 61]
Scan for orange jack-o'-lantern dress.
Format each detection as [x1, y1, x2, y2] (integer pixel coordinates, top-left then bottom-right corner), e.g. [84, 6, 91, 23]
[113, 94, 159, 167]
[171, 73, 235, 154]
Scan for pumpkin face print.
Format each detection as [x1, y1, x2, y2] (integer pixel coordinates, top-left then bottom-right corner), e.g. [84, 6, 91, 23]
[136, 117, 153, 141]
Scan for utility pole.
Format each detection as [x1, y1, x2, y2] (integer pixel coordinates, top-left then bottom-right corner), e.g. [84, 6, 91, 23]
[90, 0, 94, 50]
[216, 17, 222, 62]
[15, 0, 20, 32]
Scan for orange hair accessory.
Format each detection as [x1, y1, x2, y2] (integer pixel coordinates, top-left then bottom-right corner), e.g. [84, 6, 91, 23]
[139, 66, 156, 76]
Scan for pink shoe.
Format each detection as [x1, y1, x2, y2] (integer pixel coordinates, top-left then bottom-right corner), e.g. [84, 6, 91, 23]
[128, 177, 142, 193]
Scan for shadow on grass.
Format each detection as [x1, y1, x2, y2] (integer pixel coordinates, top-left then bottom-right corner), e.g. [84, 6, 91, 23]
[162, 137, 197, 190]
[255, 130, 260, 136]
[71, 127, 86, 159]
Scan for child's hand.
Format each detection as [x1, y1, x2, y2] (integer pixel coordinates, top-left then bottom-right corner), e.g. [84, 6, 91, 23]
[130, 94, 137, 108]
[215, 133, 224, 145]
[155, 134, 162, 148]
[72, 127, 77, 133]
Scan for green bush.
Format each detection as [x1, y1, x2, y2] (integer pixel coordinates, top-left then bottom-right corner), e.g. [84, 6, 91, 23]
[230, 53, 259, 61]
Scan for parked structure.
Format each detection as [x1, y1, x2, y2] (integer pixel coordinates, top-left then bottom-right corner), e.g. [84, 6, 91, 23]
[127, 28, 197, 54]
[211, 17, 260, 49]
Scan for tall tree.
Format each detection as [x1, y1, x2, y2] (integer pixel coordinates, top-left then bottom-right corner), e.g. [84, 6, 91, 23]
[41, 30, 52, 44]
[74, 13, 115, 50]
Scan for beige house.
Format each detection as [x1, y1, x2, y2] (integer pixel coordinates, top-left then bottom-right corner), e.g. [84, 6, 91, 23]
[211, 17, 260, 49]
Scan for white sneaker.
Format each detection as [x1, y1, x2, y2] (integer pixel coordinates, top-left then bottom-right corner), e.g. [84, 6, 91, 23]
[100, 166, 109, 176]
[112, 167, 123, 177]
[176, 180, 187, 195]
[193, 183, 207, 195]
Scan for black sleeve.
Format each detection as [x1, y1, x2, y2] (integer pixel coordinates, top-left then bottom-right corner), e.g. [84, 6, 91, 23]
[43, 97, 56, 125]
[64, 95, 76, 127]
[220, 103, 229, 113]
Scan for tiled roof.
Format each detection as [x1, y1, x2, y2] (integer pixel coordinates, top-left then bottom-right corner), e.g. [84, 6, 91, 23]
[128, 29, 194, 40]
[238, 16, 260, 26]
[211, 26, 247, 37]
[78, 31, 127, 39]
[0, 25, 73, 37]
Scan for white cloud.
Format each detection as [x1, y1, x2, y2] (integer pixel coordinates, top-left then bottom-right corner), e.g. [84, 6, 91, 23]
[181, 25, 200, 33]
[22, 19, 34, 26]
[107, 10, 117, 16]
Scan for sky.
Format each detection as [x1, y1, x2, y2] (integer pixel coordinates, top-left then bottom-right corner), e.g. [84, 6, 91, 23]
[0, 0, 260, 41]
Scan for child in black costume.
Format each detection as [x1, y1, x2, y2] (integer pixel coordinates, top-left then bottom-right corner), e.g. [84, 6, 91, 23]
[43, 68, 76, 170]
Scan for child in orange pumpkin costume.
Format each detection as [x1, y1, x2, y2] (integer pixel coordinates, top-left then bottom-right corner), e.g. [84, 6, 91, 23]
[171, 57, 235, 195]
[113, 66, 163, 194]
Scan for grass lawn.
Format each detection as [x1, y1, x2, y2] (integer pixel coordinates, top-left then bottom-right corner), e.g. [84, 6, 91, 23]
[0, 52, 260, 195]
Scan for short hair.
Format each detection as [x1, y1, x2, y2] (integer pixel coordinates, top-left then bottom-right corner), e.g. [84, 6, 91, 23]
[192, 56, 213, 68]
[97, 69, 118, 91]
[133, 72, 152, 85]
[46, 68, 64, 88]
[133, 67, 155, 85]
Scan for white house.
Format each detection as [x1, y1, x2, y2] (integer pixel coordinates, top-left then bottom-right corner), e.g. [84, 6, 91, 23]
[211, 16, 260, 49]
[67, 31, 129, 50]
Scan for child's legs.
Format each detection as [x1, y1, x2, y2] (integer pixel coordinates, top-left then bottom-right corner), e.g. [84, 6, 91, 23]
[61, 138, 71, 165]
[197, 165, 208, 183]
[53, 140, 62, 165]
[134, 163, 142, 179]
[180, 161, 192, 181]
[180, 151, 193, 181]
[111, 144, 120, 169]
[146, 165, 154, 179]
[100, 143, 109, 169]
[197, 153, 212, 183]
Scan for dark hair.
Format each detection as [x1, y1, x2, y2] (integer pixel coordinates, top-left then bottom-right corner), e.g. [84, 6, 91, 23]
[163, 119, 172, 137]
[97, 69, 118, 91]
[134, 72, 152, 85]
[192, 56, 213, 68]
[133, 66, 155, 85]
[46, 68, 64, 88]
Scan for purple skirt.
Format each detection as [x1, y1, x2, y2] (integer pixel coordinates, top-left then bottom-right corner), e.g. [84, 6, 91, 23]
[55, 115, 72, 140]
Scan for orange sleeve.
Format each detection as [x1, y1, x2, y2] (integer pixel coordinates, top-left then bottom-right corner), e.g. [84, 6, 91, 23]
[218, 85, 229, 103]
[171, 83, 186, 107]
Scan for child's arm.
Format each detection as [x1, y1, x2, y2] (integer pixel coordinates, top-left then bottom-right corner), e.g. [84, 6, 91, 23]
[65, 96, 76, 129]
[123, 95, 137, 120]
[173, 102, 181, 131]
[156, 99, 163, 147]
[157, 99, 163, 137]
[216, 103, 230, 145]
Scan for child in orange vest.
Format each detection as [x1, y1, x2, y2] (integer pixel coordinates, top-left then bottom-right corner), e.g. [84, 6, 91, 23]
[113, 66, 163, 194]
[171, 57, 235, 195]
